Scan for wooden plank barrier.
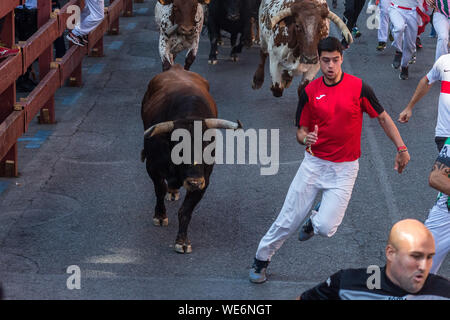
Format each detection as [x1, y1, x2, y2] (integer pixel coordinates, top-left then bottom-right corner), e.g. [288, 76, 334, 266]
[0, 0, 133, 177]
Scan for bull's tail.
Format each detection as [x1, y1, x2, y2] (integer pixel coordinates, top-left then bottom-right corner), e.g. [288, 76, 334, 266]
[141, 149, 146, 162]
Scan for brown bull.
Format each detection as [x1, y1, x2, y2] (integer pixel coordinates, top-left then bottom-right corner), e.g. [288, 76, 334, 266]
[141, 64, 241, 253]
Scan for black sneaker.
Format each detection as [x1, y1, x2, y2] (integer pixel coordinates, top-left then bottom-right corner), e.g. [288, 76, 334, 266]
[376, 41, 386, 51]
[249, 258, 269, 283]
[352, 26, 361, 38]
[399, 66, 408, 80]
[298, 215, 315, 241]
[392, 51, 402, 69]
[416, 37, 422, 50]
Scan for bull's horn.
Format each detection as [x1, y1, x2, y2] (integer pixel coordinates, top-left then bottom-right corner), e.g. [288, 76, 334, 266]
[204, 119, 243, 130]
[165, 24, 178, 37]
[270, 8, 292, 29]
[144, 121, 175, 138]
[327, 11, 353, 44]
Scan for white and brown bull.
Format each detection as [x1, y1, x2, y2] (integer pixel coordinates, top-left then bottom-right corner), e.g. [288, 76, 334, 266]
[252, 0, 353, 97]
[155, 0, 210, 71]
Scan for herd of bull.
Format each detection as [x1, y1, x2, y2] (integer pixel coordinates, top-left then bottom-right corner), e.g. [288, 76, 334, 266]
[142, 0, 354, 253]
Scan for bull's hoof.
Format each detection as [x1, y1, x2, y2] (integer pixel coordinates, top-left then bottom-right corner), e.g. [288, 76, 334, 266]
[252, 79, 263, 90]
[208, 59, 218, 65]
[165, 190, 180, 201]
[217, 40, 224, 46]
[270, 85, 284, 97]
[153, 217, 169, 227]
[231, 55, 239, 62]
[174, 242, 192, 254]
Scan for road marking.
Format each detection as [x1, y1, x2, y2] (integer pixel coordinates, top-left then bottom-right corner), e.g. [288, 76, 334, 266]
[88, 63, 106, 75]
[19, 130, 53, 149]
[125, 22, 137, 30]
[108, 41, 123, 50]
[62, 92, 83, 105]
[0, 181, 9, 195]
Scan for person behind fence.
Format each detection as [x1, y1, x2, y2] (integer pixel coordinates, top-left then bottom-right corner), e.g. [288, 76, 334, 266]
[14, 0, 67, 91]
[297, 219, 450, 300]
[248, 37, 410, 284]
[52, 0, 67, 59]
[66, 0, 105, 47]
[14, 0, 38, 92]
[0, 17, 19, 59]
[425, 137, 450, 275]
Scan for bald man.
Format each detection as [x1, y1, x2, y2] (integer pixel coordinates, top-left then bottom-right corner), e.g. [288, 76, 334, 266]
[298, 219, 450, 299]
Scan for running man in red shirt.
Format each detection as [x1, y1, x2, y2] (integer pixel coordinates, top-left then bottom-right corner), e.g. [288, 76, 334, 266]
[249, 37, 411, 284]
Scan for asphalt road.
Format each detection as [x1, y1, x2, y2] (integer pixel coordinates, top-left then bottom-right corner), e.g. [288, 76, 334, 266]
[0, 0, 448, 299]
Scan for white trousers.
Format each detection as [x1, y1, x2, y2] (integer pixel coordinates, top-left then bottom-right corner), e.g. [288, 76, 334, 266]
[255, 152, 359, 262]
[388, 6, 418, 67]
[73, 0, 105, 37]
[433, 12, 450, 61]
[378, 0, 391, 42]
[425, 204, 450, 274]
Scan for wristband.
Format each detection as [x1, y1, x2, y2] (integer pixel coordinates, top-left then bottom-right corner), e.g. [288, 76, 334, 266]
[303, 136, 307, 145]
[397, 146, 408, 153]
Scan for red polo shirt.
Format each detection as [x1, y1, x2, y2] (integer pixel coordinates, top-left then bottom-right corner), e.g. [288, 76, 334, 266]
[296, 73, 384, 162]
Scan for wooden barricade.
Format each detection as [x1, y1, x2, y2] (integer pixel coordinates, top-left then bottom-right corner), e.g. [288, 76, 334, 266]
[0, 0, 134, 177]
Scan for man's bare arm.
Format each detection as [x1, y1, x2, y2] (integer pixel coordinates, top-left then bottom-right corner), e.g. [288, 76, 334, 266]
[429, 161, 450, 195]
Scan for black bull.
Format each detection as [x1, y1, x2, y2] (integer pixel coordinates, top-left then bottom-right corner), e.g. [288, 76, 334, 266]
[141, 65, 241, 253]
[207, 0, 261, 64]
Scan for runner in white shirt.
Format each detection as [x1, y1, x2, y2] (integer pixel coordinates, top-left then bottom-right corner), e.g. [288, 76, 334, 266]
[399, 53, 450, 151]
[389, 0, 420, 79]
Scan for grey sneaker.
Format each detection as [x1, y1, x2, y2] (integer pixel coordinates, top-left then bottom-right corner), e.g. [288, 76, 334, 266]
[249, 258, 269, 283]
[392, 51, 402, 69]
[399, 67, 408, 80]
[298, 218, 314, 241]
[299, 202, 320, 241]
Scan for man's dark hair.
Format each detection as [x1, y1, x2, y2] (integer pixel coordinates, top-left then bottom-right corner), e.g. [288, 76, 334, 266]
[318, 37, 343, 57]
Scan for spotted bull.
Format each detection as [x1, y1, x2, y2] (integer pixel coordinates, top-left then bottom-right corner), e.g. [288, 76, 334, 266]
[141, 64, 241, 253]
[252, 0, 353, 97]
[155, 0, 210, 71]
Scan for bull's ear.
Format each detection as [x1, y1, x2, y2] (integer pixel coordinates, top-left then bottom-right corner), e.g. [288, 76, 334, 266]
[158, 0, 173, 5]
[199, 0, 210, 4]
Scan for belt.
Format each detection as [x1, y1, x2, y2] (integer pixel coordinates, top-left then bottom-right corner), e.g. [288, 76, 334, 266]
[390, 2, 415, 10]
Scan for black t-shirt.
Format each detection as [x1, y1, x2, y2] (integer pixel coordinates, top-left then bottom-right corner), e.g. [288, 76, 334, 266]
[301, 266, 450, 300]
